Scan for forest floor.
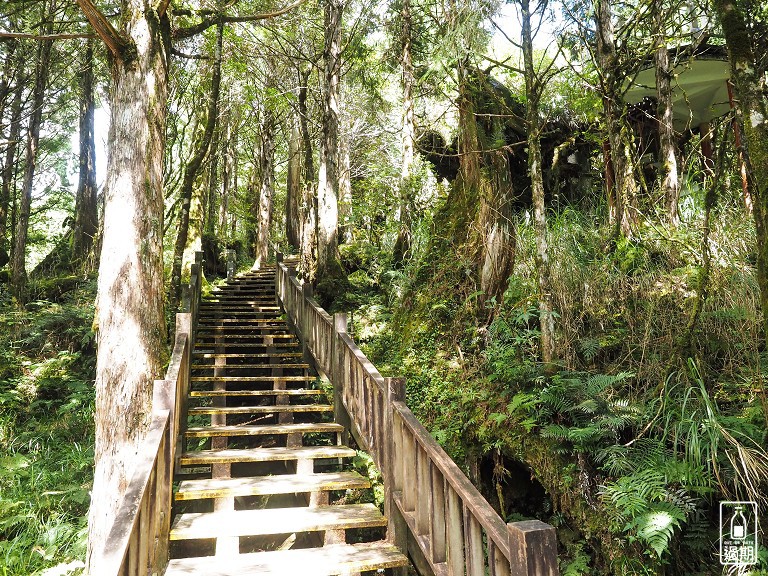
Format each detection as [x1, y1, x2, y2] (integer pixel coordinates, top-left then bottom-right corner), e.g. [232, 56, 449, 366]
[0, 280, 94, 576]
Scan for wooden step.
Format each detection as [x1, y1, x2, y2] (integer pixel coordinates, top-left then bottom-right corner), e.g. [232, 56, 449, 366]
[194, 347, 302, 355]
[191, 375, 314, 382]
[191, 363, 310, 370]
[164, 541, 407, 576]
[185, 422, 343, 438]
[170, 503, 385, 540]
[197, 318, 286, 324]
[189, 389, 322, 398]
[195, 334, 298, 341]
[175, 470, 369, 500]
[188, 404, 332, 416]
[180, 444, 355, 465]
[192, 352, 303, 359]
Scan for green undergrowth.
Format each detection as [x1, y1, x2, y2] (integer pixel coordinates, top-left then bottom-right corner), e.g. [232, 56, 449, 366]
[0, 281, 96, 575]
[340, 203, 768, 575]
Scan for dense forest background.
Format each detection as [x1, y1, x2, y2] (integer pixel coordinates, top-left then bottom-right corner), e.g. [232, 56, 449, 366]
[1, 0, 767, 573]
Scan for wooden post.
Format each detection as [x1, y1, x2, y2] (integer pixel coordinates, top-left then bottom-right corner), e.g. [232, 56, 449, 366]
[507, 520, 559, 576]
[332, 313, 352, 443]
[301, 282, 314, 364]
[384, 377, 408, 574]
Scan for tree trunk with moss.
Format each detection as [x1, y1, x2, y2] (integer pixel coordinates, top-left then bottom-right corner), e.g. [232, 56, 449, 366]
[712, 0, 768, 349]
[316, 0, 345, 283]
[297, 67, 317, 280]
[654, 15, 679, 228]
[253, 107, 276, 269]
[170, 23, 222, 311]
[392, 0, 415, 266]
[11, 13, 53, 299]
[286, 114, 302, 250]
[521, 0, 556, 365]
[72, 38, 98, 269]
[0, 58, 23, 262]
[595, 0, 638, 237]
[76, 0, 170, 566]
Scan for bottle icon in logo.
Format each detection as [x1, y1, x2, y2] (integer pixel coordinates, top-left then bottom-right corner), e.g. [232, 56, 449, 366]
[731, 505, 747, 540]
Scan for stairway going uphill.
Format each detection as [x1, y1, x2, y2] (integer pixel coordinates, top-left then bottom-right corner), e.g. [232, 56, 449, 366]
[164, 265, 408, 576]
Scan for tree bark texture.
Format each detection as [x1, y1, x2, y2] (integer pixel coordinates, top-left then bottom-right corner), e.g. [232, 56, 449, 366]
[11, 17, 53, 298]
[0, 61, 23, 261]
[170, 23, 222, 311]
[654, 20, 679, 227]
[72, 38, 99, 268]
[392, 0, 415, 266]
[85, 3, 169, 568]
[253, 107, 276, 269]
[595, 0, 638, 237]
[316, 0, 344, 281]
[711, 0, 768, 350]
[338, 108, 352, 244]
[286, 113, 302, 250]
[298, 67, 316, 280]
[522, 0, 556, 364]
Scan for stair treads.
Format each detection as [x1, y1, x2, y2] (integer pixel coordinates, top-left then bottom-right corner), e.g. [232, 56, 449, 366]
[180, 444, 355, 465]
[189, 389, 322, 397]
[195, 335, 298, 341]
[198, 318, 285, 324]
[188, 405, 332, 416]
[164, 541, 408, 576]
[191, 375, 313, 382]
[185, 422, 343, 438]
[192, 352, 303, 359]
[170, 503, 385, 540]
[175, 471, 369, 500]
[191, 363, 309, 369]
[193, 346, 302, 354]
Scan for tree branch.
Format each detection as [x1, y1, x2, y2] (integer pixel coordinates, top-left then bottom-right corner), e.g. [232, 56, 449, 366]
[74, 0, 130, 59]
[174, 0, 308, 39]
[171, 47, 210, 60]
[0, 32, 99, 40]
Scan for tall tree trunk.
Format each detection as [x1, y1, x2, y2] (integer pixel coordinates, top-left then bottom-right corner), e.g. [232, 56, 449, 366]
[253, 107, 276, 269]
[170, 23, 222, 311]
[72, 38, 98, 269]
[0, 62, 23, 263]
[654, 16, 679, 227]
[79, 0, 170, 567]
[338, 108, 352, 244]
[595, 0, 638, 237]
[297, 67, 316, 280]
[11, 14, 53, 299]
[521, 0, 556, 365]
[205, 122, 221, 238]
[286, 112, 302, 250]
[392, 0, 415, 266]
[711, 0, 768, 350]
[0, 40, 17, 121]
[316, 0, 344, 282]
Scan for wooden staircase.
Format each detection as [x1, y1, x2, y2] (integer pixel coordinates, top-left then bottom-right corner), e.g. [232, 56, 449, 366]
[164, 265, 408, 576]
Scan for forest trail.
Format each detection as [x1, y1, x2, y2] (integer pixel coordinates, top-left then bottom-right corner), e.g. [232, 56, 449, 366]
[164, 265, 408, 575]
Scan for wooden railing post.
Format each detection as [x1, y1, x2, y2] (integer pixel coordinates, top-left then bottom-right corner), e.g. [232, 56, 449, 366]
[301, 282, 314, 364]
[384, 377, 408, 575]
[332, 313, 351, 443]
[508, 520, 559, 576]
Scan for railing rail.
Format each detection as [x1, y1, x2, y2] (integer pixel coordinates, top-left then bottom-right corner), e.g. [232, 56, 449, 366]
[93, 251, 203, 575]
[276, 255, 559, 576]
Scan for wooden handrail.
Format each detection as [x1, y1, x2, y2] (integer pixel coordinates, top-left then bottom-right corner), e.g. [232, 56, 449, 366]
[93, 251, 204, 576]
[275, 255, 559, 576]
